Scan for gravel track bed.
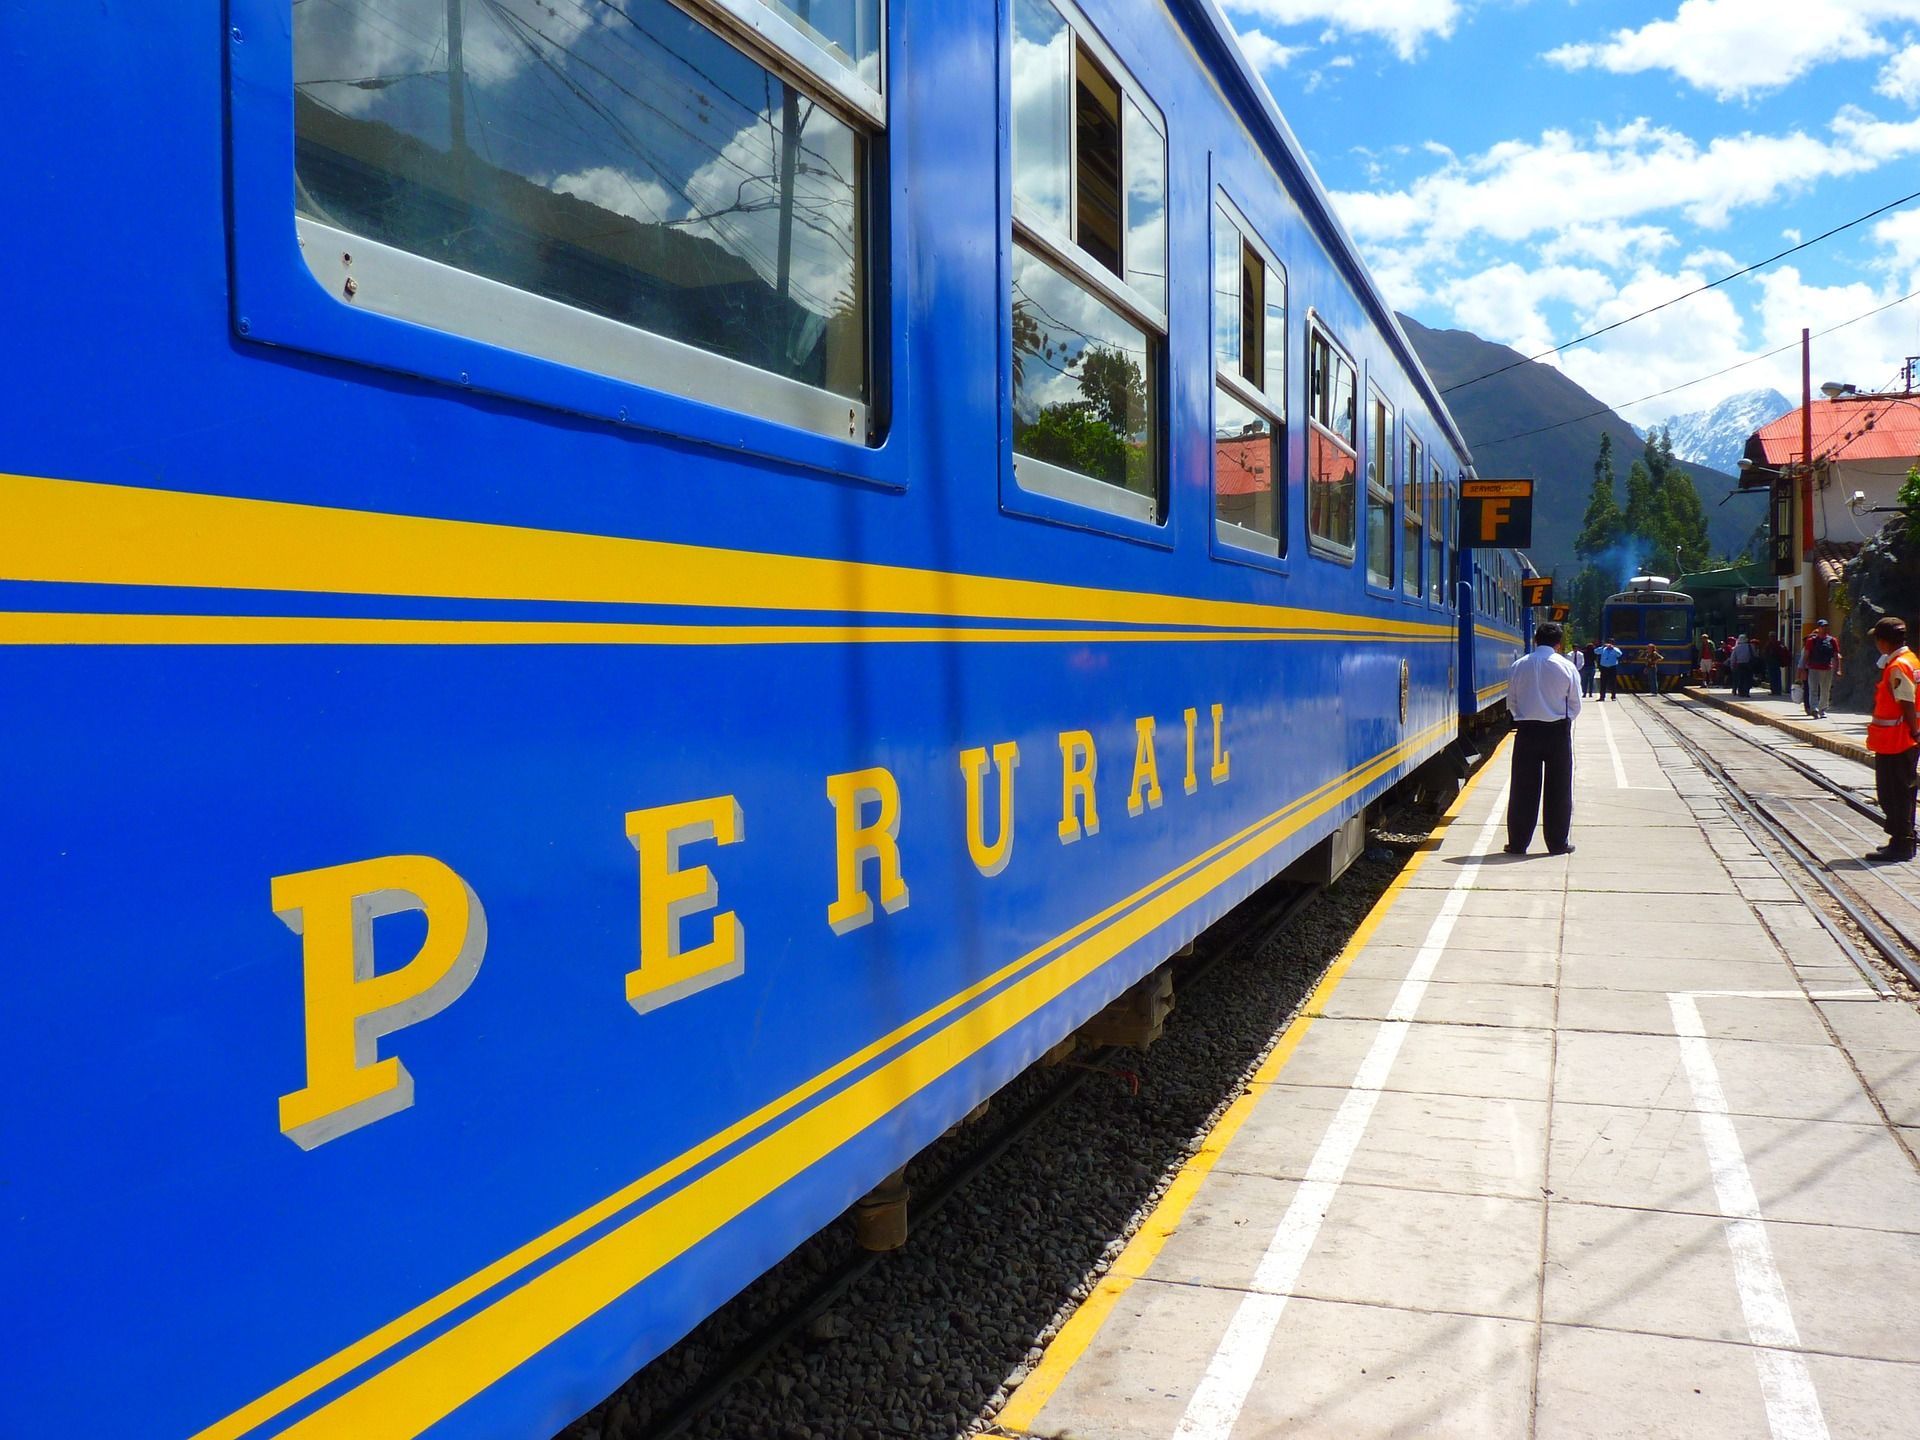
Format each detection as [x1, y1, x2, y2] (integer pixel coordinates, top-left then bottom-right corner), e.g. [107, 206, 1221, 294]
[559, 811, 1444, 1440]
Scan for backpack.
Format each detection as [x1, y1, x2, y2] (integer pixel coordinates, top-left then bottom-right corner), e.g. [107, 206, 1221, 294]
[1809, 634, 1838, 666]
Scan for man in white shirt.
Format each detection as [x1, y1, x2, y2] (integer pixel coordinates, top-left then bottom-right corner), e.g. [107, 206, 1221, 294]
[1506, 621, 1583, 856]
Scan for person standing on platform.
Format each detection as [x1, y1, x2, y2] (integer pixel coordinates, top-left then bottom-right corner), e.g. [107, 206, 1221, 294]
[1730, 632, 1754, 697]
[1803, 619, 1842, 718]
[1571, 641, 1589, 697]
[1768, 634, 1788, 695]
[1866, 617, 1920, 862]
[1581, 642, 1597, 697]
[1594, 638, 1622, 700]
[1505, 621, 1582, 856]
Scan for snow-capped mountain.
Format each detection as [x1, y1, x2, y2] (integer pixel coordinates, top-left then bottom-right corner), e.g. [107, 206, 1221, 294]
[1636, 388, 1793, 475]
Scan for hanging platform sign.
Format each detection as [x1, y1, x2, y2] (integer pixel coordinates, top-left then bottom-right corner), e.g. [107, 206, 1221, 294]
[1522, 576, 1554, 609]
[1460, 478, 1534, 548]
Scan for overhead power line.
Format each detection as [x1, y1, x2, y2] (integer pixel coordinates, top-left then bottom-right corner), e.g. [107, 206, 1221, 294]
[1440, 186, 1920, 396]
[1472, 285, 1920, 451]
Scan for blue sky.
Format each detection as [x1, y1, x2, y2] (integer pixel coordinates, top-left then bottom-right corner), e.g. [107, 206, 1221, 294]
[1222, 0, 1920, 426]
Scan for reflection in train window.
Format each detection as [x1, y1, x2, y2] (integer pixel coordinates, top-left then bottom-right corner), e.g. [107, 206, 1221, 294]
[292, 0, 874, 440]
[1009, 0, 1167, 522]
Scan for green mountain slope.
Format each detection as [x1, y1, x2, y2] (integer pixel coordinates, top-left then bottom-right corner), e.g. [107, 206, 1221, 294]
[1398, 314, 1765, 581]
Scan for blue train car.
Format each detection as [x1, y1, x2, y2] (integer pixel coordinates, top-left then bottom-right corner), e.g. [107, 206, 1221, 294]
[1, 2, 1527, 1437]
[1602, 578, 1697, 691]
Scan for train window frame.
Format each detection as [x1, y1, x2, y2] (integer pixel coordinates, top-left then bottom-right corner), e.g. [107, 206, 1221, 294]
[1427, 455, 1448, 608]
[1402, 429, 1425, 599]
[1445, 473, 1460, 607]
[1305, 315, 1358, 563]
[1004, 0, 1171, 536]
[225, 0, 914, 488]
[1363, 382, 1394, 592]
[1210, 192, 1288, 561]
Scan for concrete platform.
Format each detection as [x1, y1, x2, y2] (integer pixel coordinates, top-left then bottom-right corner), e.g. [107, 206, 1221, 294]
[999, 702, 1920, 1440]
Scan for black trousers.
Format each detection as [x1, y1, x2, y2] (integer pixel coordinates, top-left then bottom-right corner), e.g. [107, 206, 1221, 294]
[1597, 668, 1617, 700]
[1875, 747, 1919, 845]
[1509, 719, 1574, 853]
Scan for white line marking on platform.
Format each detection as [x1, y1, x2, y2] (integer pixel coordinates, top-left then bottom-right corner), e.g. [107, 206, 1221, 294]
[1598, 703, 1630, 788]
[1687, 990, 1879, 1000]
[1171, 781, 1510, 1440]
[1668, 992, 1830, 1440]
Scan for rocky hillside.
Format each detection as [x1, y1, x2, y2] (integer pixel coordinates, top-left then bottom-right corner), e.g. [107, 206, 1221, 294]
[1398, 314, 1763, 578]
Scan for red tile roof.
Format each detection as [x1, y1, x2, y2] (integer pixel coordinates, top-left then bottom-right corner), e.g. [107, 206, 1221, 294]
[1749, 395, 1920, 466]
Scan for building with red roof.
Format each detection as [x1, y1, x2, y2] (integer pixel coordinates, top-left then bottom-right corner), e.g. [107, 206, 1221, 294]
[1738, 387, 1920, 648]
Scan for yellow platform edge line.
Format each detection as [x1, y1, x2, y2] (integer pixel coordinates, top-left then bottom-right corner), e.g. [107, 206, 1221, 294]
[993, 733, 1512, 1435]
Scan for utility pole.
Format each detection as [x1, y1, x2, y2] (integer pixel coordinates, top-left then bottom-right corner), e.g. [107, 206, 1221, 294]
[1800, 327, 1813, 562]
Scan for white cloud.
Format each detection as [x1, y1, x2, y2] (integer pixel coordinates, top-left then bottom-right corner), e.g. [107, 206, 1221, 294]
[1225, 0, 1460, 62]
[547, 166, 679, 227]
[1539, 222, 1678, 267]
[1880, 43, 1920, 103]
[1437, 262, 1615, 357]
[1330, 110, 1920, 256]
[1782, 228, 1804, 244]
[1231, 25, 1306, 71]
[1545, 0, 1912, 102]
[1871, 208, 1920, 270]
[1753, 264, 1920, 398]
[1553, 265, 1753, 423]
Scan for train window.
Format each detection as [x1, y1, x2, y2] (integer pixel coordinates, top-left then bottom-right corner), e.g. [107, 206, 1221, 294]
[1012, 0, 1073, 232]
[1010, 0, 1168, 523]
[1365, 388, 1394, 589]
[1124, 97, 1167, 312]
[1307, 322, 1358, 559]
[1446, 477, 1460, 605]
[1403, 432, 1424, 598]
[291, 0, 880, 445]
[1428, 457, 1447, 606]
[744, 0, 884, 92]
[1211, 196, 1287, 554]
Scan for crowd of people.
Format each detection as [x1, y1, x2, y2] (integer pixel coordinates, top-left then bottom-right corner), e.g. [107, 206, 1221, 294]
[1684, 622, 1843, 717]
[1508, 615, 1918, 864]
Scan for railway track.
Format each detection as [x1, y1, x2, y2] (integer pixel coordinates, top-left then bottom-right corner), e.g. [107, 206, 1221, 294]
[1639, 694, 1920, 992]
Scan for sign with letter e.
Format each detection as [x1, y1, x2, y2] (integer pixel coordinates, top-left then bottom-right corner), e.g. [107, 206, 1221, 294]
[1460, 478, 1534, 548]
[1522, 577, 1554, 608]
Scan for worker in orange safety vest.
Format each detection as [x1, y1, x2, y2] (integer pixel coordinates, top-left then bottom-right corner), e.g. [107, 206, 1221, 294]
[1866, 616, 1920, 862]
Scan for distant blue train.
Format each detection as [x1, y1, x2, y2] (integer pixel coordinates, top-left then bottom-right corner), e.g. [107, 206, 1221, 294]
[1602, 577, 1698, 691]
[0, 2, 1528, 1436]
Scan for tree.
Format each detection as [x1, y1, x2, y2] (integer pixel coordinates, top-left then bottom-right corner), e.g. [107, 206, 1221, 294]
[1076, 346, 1147, 436]
[1575, 433, 1624, 559]
[1657, 465, 1711, 572]
[1621, 458, 1659, 544]
[1570, 563, 1612, 638]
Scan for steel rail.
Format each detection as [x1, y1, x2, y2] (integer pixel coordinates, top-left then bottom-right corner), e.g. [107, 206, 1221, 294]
[1637, 699, 1905, 993]
[1668, 694, 1882, 823]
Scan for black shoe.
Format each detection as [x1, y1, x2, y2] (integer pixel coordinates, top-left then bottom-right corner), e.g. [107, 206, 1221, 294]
[1548, 844, 1577, 855]
[1871, 844, 1916, 862]
[1503, 844, 1527, 856]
